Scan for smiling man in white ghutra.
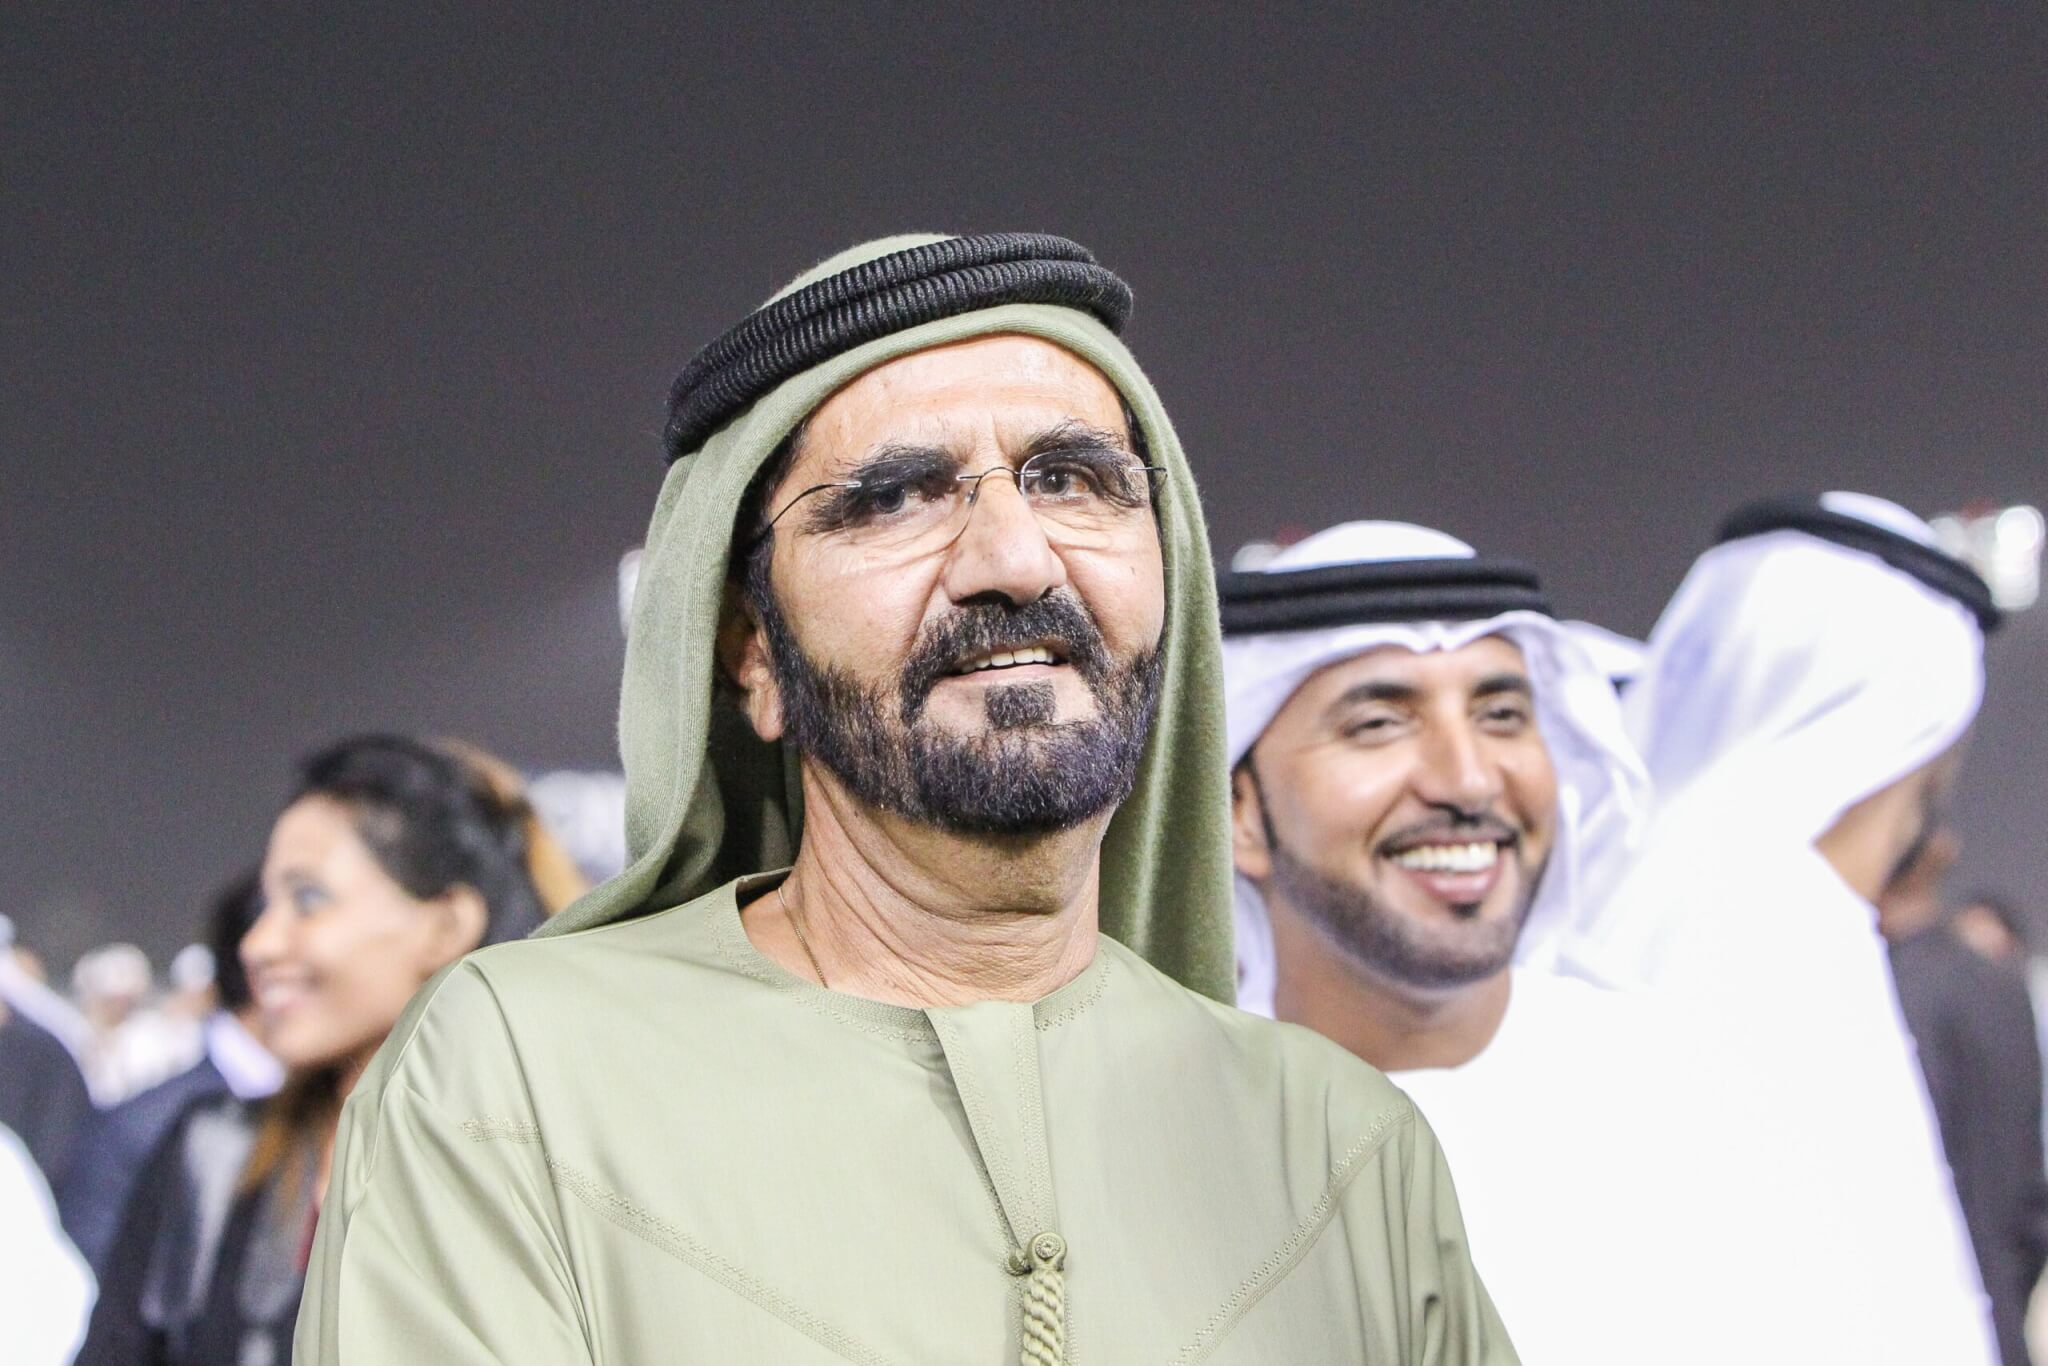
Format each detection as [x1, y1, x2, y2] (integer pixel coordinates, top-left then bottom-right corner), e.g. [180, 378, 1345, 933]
[1221, 520, 1772, 1365]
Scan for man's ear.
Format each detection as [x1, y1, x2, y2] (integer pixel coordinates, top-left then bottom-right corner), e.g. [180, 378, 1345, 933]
[717, 578, 785, 742]
[1231, 761, 1274, 881]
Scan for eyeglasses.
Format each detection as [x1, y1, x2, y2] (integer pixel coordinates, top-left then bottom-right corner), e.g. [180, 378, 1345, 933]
[757, 447, 1168, 559]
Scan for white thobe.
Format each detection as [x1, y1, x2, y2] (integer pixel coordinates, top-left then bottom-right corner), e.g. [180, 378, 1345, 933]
[0, 1123, 94, 1366]
[1391, 971, 1753, 1366]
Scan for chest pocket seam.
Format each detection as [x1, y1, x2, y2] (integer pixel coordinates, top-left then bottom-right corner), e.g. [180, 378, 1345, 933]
[1168, 1106, 1410, 1364]
[546, 1155, 906, 1366]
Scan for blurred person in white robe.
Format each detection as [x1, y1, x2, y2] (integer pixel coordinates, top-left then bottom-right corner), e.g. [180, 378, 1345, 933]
[1564, 492, 2001, 1365]
[71, 944, 199, 1105]
[0, 1120, 95, 1365]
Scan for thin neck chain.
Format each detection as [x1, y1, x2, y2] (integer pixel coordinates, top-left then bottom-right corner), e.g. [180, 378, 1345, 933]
[776, 881, 829, 989]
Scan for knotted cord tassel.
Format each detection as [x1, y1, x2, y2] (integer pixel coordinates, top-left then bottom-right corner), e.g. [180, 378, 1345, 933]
[1018, 1232, 1067, 1366]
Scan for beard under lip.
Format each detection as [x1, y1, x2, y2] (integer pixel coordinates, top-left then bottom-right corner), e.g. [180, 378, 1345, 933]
[1266, 832, 1536, 990]
[1390, 858, 1509, 918]
[755, 582, 1160, 837]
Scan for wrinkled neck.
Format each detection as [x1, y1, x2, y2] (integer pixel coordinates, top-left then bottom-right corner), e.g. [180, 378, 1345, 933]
[745, 766, 1108, 1007]
[1267, 896, 1511, 1071]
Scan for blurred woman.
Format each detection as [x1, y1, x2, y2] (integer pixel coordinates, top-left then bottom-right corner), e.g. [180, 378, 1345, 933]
[77, 735, 584, 1365]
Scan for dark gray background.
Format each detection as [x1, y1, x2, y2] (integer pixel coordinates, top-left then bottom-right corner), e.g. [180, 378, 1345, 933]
[7, 5, 2044, 967]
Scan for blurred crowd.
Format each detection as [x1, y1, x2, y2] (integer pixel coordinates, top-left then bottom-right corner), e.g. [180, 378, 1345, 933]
[2, 738, 605, 1364]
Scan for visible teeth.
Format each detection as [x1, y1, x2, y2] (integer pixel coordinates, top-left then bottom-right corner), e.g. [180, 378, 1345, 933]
[1392, 842, 1500, 873]
[965, 646, 1056, 673]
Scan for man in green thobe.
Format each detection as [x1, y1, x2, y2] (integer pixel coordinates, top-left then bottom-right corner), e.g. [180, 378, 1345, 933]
[297, 234, 1515, 1363]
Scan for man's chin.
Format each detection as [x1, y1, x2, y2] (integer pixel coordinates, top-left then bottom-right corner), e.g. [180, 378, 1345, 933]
[1390, 886, 1525, 928]
[1270, 848, 1529, 991]
[904, 721, 1140, 838]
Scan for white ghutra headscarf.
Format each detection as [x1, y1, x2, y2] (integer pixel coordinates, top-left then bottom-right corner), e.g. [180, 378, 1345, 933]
[1220, 521, 1651, 1016]
[1558, 491, 1999, 1366]
[1562, 490, 1989, 982]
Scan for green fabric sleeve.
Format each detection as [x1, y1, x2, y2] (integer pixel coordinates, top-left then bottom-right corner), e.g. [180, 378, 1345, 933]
[1394, 1110, 1519, 1365]
[294, 967, 590, 1364]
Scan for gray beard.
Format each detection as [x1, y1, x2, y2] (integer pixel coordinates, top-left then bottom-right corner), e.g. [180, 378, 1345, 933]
[1265, 833, 1541, 991]
[753, 589, 1162, 838]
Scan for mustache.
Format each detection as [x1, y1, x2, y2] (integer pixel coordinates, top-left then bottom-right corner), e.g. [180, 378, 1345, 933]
[898, 591, 1112, 723]
[1375, 812, 1521, 858]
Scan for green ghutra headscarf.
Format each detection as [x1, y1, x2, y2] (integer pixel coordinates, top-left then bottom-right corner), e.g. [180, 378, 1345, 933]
[542, 234, 1235, 1003]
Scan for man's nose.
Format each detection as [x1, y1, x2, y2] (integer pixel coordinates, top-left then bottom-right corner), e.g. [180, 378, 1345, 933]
[1413, 721, 1506, 815]
[939, 473, 1068, 606]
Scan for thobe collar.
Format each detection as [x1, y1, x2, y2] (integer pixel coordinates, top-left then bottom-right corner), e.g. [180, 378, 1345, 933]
[712, 871, 1114, 1037]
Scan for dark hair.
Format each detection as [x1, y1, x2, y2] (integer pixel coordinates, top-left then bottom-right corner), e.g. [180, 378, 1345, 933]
[733, 418, 814, 621]
[243, 734, 565, 1202]
[205, 869, 263, 1014]
[291, 734, 546, 946]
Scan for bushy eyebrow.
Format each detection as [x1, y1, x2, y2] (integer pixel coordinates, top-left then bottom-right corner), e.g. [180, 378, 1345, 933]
[1322, 671, 1534, 722]
[829, 419, 1133, 481]
[1328, 680, 1417, 713]
[843, 444, 956, 482]
[1020, 419, 1136, 460]
[793, 418, 1141, 535]
[1472, 673, 1534, 700]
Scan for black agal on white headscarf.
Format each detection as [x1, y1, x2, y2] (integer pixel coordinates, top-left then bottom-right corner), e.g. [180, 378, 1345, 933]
[1218, 522, 1650, 1013]
[1716, 494, 2002, 634]
[1219, 555, 1552, 634]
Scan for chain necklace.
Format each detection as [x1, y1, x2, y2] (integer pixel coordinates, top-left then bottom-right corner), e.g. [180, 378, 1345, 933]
[776, 881, 829, 989]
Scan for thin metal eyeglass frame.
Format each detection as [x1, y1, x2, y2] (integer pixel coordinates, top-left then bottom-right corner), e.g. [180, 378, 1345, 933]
[750, 454, 1169, 548]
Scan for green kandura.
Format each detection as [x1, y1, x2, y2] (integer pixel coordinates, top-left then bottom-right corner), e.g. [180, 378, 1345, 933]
[295, 238, 1517, 1364]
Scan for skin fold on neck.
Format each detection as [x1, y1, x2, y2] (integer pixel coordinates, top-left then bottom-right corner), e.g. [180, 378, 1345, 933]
[1267, 894, 1512, 1072]
[743, 762, 1109, 1008]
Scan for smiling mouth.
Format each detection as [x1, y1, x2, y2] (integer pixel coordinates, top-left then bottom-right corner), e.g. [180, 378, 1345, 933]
[1380, 837, 1515, 914]
[1389, 841, 1503, 874]
[252, 977, 312, 1015]
[949, 643, 1068, 676]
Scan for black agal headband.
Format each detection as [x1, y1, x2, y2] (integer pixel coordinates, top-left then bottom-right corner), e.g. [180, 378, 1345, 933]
[664, 233, 1134, 462]
[1715, 496, 2002, 634]
[1218, 557, 1554, 636]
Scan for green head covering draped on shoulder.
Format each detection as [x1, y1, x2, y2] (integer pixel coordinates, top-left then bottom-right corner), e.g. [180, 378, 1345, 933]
[541, 233, 1235, 1003]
